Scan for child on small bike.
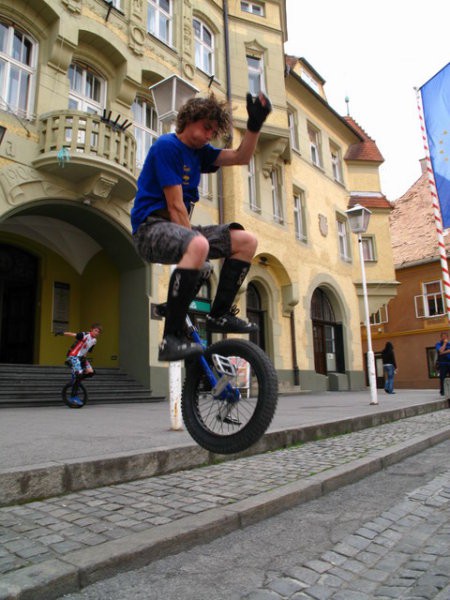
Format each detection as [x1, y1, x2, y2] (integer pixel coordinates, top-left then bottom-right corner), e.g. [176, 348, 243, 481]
[55, 323, 102, 378]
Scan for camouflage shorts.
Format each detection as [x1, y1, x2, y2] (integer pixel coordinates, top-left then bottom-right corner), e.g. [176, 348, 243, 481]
[133, 216, 244, 265]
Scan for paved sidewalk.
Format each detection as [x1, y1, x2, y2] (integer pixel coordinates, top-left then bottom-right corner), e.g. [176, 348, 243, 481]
[0, 389, 449, 599]
[0, 389, 447, 507]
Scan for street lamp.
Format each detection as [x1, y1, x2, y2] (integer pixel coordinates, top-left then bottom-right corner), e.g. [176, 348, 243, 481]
[346, 204, 378, 406]
[149, 75, 199, 126]
[149, 75, 199, 430]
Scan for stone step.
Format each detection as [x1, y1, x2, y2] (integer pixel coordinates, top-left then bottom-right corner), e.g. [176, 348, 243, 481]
[0, 363, 164, 406]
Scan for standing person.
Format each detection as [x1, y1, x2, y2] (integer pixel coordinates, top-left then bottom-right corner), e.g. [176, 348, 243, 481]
[56, 323, 102, 379]
[381, 341, 397, 394]
[131, 91, 272, 362]
[435, 331, 450, 396]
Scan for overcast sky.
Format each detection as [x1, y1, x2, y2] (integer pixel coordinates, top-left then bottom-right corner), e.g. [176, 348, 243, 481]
[284, 0, 449, 201]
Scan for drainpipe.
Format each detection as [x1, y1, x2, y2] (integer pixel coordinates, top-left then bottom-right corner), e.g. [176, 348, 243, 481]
[290, 310, 300, 386]
[219, 0, 233, 225]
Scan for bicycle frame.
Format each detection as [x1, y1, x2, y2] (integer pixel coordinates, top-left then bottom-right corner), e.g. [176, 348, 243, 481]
[185, 314, 241, 404]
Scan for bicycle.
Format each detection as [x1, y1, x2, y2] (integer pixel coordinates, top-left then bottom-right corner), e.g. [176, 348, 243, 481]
[62, 358, 92, 409]
[156, 270, 278, 454]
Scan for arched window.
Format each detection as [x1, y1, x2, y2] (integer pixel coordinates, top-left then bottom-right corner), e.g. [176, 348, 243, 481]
[193, 18, 214, 76]
[132, 97, 159, 169]
[0, 20, 37, 119]
[311, 288, 335, 322]
[68, 63, 106, 114]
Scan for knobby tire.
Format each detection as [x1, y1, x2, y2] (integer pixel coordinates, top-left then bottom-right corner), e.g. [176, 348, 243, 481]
[182, 339, 278, 454]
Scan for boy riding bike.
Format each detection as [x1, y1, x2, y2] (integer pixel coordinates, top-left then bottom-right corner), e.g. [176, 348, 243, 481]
[55, 323, 102, 379]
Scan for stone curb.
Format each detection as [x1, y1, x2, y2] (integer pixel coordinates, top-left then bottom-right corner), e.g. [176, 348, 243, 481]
[1, 424, 450, 600]
[1, 399, 448, 507]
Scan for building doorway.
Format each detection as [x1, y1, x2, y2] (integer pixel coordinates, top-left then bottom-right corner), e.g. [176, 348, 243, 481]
[0, 244, 38, 364]
[247, 282, 265, 351]
[311, 287, 345, 375]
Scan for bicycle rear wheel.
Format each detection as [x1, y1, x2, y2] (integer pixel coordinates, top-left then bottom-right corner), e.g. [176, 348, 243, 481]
[62, 381, 88, 408]
[181, 339, 278, 454]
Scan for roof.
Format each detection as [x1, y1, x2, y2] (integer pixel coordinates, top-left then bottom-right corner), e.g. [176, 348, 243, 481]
[390, 170, 450, 268]
[343, 117, 385, 163]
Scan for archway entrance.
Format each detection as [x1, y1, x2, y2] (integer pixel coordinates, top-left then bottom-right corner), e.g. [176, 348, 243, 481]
[0, 244, 37, 363]
[311, 287, 345, 375]
[247, 282, 266, 351]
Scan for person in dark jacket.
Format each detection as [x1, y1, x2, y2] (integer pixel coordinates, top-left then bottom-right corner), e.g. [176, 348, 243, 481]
[381, 341, 397, 394]
[435, 331, 450, 396]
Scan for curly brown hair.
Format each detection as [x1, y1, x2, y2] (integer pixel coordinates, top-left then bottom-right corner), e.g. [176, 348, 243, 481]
[175, 94, 231, 136]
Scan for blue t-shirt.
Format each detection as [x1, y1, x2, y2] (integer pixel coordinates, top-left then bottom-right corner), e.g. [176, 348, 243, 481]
[131, 133, 221, 233]
[436, 340, 450, 364]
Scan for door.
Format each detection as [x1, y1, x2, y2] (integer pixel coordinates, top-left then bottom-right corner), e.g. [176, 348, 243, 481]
[0, 245, 37, 364]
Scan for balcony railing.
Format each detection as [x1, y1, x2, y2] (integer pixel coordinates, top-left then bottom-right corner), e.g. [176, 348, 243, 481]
[32, 110, 137, 201]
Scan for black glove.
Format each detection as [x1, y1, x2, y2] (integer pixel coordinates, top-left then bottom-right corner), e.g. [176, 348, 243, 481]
[246, 92, 272, 132]
[54, 330, 64, 336]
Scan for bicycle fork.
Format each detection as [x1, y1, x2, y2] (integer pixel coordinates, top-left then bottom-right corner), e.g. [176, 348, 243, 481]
[186, 315, 241, 410]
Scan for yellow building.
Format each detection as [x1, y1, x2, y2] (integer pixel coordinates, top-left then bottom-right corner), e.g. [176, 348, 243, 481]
[0, 0, 397, 396]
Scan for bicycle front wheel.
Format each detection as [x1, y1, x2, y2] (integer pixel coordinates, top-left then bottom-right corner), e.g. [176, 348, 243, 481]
[181, 339, 278, 454]
[62, 382, 88, 408]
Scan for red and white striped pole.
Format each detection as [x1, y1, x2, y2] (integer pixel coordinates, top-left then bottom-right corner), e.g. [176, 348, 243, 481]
[416, 89, 450, 323]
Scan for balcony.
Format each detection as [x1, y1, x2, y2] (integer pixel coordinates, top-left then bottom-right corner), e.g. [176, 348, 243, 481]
[32, 110, 137, 201]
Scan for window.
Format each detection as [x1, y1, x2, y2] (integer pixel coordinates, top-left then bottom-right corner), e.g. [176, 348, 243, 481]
[0, 20, 37, 119]
[68, 63, 105, 114]
[247, 55, 265, 96]
[147, 0, 172, 45]
[110, 0, 122, 8]
[271, 167, 284, 225]
[241, 1, 265, 16]
[370, 305, 388, 325]
[362, 236, 376, 261]
[248, 156, 259, 212]
[132, 97, 159, 170]
[337, 214, 351, 261]
[288, 109, 299, 151]
[415, 280, 445, 318]
[330, 143, 343, 183]
[193, 18, 214, 75]
[293, 190, 306, 241]
[307, 123, 322, 167]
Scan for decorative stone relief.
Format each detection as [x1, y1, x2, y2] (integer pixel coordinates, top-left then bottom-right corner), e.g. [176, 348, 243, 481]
[319, 214, 328, 237]
[62, 0, 82, 14]
[129, 24, 146, 56]
[132, 0, 143, 18]
[183, 0, 193, 59]
[81, 173, 119, 201]
[260, 139, 288, 177]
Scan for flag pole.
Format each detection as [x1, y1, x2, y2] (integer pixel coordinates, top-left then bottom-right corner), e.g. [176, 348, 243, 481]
[416, 88, 450, 324]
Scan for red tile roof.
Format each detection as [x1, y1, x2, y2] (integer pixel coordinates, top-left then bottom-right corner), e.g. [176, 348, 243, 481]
[390, 171, 450, 267]
[348, 196, 393, 210]
[343, 117, 385, 163]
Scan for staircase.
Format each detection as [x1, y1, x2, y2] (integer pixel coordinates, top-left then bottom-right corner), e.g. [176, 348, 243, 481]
[0, 363, 165, 407]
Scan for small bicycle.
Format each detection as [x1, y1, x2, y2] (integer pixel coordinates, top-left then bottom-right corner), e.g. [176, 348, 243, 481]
[156, 269, 278, 454]
[62, 358, 92, 409]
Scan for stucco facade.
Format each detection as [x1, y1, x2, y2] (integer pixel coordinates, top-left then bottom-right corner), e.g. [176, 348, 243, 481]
[0, 0, 397, 396]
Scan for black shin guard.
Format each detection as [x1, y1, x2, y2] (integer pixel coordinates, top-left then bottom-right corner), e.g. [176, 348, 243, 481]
[210, 258, 250, 318]
[163, 268, 201, 337]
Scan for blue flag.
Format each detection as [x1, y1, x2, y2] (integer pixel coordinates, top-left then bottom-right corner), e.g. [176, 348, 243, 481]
[420, 63, 450, 228]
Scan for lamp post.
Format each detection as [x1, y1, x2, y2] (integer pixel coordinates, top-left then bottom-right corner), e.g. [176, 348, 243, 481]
[345, 204, 378, 406]
[149, 75, 199, 430]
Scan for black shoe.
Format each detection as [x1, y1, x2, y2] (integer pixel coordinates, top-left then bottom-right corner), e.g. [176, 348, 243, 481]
[206, 306, 258, 334]
[158, 335, 203, 362]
